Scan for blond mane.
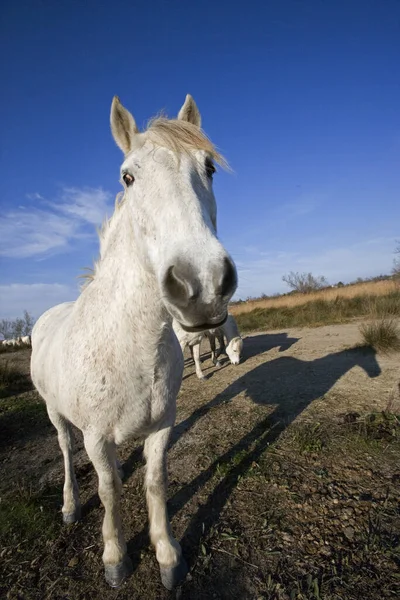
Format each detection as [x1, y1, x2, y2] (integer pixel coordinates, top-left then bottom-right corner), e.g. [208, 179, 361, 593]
[80, 116, 226, 291]
[146, 117, 227, 167]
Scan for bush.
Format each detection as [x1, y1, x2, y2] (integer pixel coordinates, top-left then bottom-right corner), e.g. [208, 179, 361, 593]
[360, 319, 400, 353]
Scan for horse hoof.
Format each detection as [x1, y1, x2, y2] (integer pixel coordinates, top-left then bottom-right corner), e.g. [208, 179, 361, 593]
[104, 556, 133, 588]
[63, 507, 81, 524]
[160, 556, 188, 590]
[215, 361, 222, 368]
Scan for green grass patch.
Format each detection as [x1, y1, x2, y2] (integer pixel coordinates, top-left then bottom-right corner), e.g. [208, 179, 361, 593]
[0, 485, 60, 546]
[0, 393, 46, 420]
[0, 394, 48, 446]
[285, 422, 329, 455]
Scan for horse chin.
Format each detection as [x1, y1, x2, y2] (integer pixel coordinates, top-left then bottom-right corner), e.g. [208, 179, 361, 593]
[178, 313, 228, 333]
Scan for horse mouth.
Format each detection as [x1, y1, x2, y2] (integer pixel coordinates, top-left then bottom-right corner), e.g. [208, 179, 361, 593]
[179, 314, 228, 333]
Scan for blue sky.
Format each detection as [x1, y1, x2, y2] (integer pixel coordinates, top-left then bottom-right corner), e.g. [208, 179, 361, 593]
[1, 0, 399, 318]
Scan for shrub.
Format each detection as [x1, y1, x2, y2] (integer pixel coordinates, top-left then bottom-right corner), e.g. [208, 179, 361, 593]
[360, 319, 400, 353]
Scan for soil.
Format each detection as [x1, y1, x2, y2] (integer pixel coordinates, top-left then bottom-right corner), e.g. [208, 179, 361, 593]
[1, 322, 399, 599]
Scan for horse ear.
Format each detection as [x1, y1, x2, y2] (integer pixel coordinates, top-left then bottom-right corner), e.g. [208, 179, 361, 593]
[110, 96, 138, 154]
[178, 94, 202, 128]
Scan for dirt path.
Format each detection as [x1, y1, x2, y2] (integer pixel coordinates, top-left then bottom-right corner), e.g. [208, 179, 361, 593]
[1, 322, 399, 599]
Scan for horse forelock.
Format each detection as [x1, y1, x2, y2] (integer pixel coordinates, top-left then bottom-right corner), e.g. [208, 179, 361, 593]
[146, 117, 227, 167]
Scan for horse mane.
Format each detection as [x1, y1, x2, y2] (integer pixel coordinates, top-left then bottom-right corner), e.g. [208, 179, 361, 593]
[146, 117, 227, 167]
[79, 115, 227, 292]
[78, 191, 126, 290]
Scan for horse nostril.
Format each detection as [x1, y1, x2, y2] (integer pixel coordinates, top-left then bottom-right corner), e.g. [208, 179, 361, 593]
[163, 266, 189, 307]
[220, 257, 237, 297]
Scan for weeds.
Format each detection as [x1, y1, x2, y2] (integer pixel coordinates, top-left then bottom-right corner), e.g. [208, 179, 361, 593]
[286, 422, 328, 454]
[0, 360, 25, 391]
[360, 318, 400, 353]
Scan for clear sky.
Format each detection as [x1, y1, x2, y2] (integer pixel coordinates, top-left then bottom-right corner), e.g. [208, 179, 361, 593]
[1, 0, 399, 318]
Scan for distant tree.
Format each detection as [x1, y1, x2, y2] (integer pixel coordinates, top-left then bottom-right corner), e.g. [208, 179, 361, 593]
[0, 319, 13, 340]
[282, 271, 328, 294]
[337, 281, 345, 287]
[393, 240, 400, 279]
[0, 310, 35, 339]
[22, 310, 35, 335]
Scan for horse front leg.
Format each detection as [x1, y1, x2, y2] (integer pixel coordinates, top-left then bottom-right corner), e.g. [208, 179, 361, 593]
[208, 333, 222, 368]
[192, 342, 206, 379]
[144, 426, 188, 590]
[216, 330, 225, 358]
[84, 433, 132, 587]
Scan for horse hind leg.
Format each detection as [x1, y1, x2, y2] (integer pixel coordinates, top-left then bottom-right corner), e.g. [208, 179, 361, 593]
[83, 433, 132, 587]
[144, 427, 188, 590]
[46, 408, 81, 524]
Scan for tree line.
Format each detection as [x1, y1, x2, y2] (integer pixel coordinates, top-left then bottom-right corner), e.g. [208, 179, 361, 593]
[0, 310, 35, 340]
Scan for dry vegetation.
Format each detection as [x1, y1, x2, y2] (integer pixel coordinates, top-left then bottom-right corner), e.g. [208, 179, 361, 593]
[231, 280, 400, 334]
[360, 319, 400, 353]
[231, 279, 397, 314]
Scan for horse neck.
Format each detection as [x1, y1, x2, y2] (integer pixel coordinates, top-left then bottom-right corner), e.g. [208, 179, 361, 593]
[224, 315, 240, 342]
[85, 204, 169, 335]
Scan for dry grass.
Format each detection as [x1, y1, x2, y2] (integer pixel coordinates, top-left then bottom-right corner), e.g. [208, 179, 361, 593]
[232, 280, 400, 333]
[235, 291, 400, 333]
[231, 279, 397, 315]
[360, 319, 400, 353]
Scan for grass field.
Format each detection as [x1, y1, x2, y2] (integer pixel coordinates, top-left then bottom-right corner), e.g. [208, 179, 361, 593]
[231, 280, 398, 314]
[231, 281, 400, 333]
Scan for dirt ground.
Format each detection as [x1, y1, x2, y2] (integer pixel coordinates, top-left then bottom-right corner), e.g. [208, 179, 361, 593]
[1, 322, 399, 599]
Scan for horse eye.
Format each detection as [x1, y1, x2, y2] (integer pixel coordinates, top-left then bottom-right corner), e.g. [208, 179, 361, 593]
[123, 172, 134, 186]
[205, 159, 216, 179]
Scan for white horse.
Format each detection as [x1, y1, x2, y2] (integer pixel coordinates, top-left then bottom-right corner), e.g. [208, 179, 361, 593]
[4, 338, 20, 347]
[173, 314, 243, 379]
[172, 319, 207, 379]
[31, 94, 237, 590]
[208, 314, 243, 366]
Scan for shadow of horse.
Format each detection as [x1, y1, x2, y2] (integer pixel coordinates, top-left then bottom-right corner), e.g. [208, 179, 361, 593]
[126, 346, 381, 570]
[242, 331, 300, 360]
